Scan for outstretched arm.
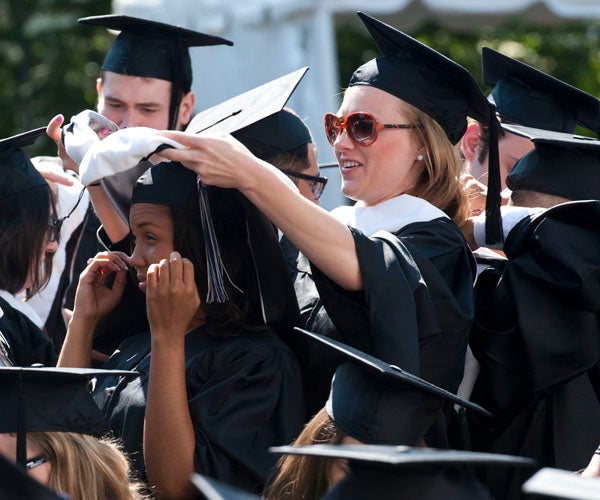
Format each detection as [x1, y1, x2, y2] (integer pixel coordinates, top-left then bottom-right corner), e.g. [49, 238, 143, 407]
[158, 131, 363, 291]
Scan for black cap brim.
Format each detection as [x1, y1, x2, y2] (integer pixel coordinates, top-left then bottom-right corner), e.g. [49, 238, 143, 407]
[522, 467, 600, 499]
[190, 473, 260, 500]
[270, 444, 536, 468]
[295, 327, 492, 418]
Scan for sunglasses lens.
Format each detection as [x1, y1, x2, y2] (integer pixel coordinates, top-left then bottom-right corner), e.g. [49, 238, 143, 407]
[348, 114, 376, 144]
[324, 114, 341, 145]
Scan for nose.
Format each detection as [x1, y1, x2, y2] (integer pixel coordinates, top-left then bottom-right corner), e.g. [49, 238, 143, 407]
[128, 242, 144, 270]
[45, 239, 59, 254]
[334, 127, 354, 152]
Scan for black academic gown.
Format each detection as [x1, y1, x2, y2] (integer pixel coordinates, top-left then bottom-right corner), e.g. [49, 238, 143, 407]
[93, 326, 305, 494]
[0, 296, 57, 367]
[296, 216, 476, 443]
[468, 200, 600, 499]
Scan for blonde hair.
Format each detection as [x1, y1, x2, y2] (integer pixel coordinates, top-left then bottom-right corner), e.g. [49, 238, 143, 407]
[28, 432, 149, 500]
[263, 408, 344, 500]
[402, 100, 470, 226]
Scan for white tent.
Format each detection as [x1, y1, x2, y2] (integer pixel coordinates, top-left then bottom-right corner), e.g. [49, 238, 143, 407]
[113, 0, 600, 209]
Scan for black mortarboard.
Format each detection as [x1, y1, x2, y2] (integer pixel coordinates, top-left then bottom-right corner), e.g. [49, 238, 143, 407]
[270, 445, 536, 500]
[0, 366, 138, 467]
[79, 15, 233, 129]
[0, 127, 47, 202]
[190, 473, 260, 500]
[483, 47, 600, 134]
[231, 108, 313, 161]
[350, 12, 503, 244]
[522, 467, 600, 499]
[294, 328, 491, 445]
[185, 67, 308, 141]
[0, 453, 63, 500]
[503, 124, 600, 201]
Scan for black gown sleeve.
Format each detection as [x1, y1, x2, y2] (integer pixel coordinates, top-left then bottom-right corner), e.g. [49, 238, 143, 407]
[0, 298, 57, 367]
[186, 334, 305, 493]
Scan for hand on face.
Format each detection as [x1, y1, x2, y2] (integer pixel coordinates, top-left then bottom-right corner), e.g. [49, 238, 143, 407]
[145, 251, 201, 340]
[72, 251, 129, 323]
[157, 131, 260, 192]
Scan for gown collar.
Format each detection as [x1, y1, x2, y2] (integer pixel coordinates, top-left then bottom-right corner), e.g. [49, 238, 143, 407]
[331, 194, 448, 235]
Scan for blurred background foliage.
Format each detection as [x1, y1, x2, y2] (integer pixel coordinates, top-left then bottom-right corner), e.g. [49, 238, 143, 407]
[1, 1, 600, 155]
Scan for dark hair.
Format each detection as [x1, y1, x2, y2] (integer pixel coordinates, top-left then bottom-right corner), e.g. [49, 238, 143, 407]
[265, 143, 311, 183]
[0, 183, 54, 297]
[170, 190, 262, 336]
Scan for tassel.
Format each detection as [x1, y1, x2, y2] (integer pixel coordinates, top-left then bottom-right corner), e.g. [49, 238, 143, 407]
[484, 103, 504, 245]
[197, 177, 229, 303]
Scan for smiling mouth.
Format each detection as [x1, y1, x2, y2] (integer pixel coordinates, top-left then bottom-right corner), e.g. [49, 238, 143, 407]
[340, 160, 361, 171]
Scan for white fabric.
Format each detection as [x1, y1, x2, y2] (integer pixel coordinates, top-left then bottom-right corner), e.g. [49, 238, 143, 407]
[22, 167, 89, 325]
[0, 290, 44, 329]
[63, 110, 119, 167]
[473, 206, 544, 249]
[78, 127, 184, 186]
[331, 194, 448, 236]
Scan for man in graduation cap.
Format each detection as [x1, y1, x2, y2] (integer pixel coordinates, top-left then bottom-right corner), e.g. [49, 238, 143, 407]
[41, 15, 233, 355]
[461, 47, 600, 216]
[463, 125, 600, 499]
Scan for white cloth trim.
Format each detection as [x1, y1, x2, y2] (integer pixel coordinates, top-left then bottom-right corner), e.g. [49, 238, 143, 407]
[473, 206, 545, 250]
[0, 290, 44, 329]
[331, 194, 449, 236]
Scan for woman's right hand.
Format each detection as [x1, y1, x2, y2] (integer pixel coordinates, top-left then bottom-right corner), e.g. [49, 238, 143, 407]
[72, 251, 129, 324]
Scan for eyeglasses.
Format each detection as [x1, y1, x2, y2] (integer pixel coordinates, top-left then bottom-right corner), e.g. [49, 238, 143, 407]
[324, 111, 421, 146]
[281, 170, 328, 200]
[26, 455, 48, 470]
[47, 217, 63, 243]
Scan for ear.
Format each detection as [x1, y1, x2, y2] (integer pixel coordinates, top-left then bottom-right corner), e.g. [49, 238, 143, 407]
[177, 91, 196, 130]
[96, 77, 103, 96]
[460, 122, 481, 163]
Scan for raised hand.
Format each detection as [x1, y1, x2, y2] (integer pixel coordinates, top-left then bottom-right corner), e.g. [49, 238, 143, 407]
[146, 251, 201, 340]
[72, 251, 129, 323]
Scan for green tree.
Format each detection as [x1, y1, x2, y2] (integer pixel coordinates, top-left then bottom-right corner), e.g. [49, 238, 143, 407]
[0, 0, 111, 155]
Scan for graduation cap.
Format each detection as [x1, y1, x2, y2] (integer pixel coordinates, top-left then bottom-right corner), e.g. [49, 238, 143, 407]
[483, 47, 600, 134]
[0, 366, 138, 467]
[79, 14, 234, 129]
[185, 67, 308, 140]
[231, 108, 313, 162]
[503, 124, 600, 201]
[351, 11, 503, 244]
[270, 444, 536, 500]
[0, 453, 63, 500]
[0, 127, 48, 202]
[294, 327, 491, 445]
[522, 467, 600, 499]
[190, 473, 260, 500]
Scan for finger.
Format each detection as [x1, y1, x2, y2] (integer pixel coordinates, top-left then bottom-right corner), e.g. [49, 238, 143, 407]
[110, 269, 128, 297]
[157, 258, 169, 288]
[46, 114, 63, 143]
[182, 258, 195, 287]
[41, 170, 75, 186]
[147, 263, 159, 289]
[158, 130, 197, 146]
[169, 251, 183, 285]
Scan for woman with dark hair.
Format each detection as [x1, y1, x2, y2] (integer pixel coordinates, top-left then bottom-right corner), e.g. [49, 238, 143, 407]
[0, 129, 58, 367]
[58, 162, 305, 499]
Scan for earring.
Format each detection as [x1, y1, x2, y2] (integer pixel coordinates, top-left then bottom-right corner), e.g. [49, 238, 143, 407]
[417, 154, 424, 161]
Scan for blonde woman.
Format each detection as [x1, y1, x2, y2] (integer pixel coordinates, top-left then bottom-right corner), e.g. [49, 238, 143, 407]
[158, 12, 496, 447]
[25, 432, 148, 500]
